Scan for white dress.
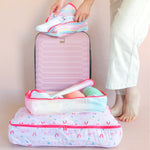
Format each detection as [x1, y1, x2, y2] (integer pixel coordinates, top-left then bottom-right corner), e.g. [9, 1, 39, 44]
[106, 0, 150, 90]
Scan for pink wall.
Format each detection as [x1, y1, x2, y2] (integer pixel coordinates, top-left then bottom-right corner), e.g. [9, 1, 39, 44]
[0, 0, 150, 149]
[0, 0, 149, 105]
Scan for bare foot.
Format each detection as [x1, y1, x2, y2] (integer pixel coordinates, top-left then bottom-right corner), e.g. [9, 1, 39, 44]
[119, 87, 140, 122]
[111, 94, 125, 117]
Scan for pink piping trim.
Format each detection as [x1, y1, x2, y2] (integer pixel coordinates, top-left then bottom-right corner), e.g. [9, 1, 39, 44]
[25, 79, 107, 100]
[26, 89, 47, 98]
[45, 17, 49, 23]
[67, 3, 77, 11]
[26, 93, 107, 101]
[9, 121, 121, 129]
[26, 93, 107, 100]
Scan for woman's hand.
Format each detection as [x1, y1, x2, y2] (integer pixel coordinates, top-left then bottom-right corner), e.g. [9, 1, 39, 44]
[50, 0, 66, 16]
[75, 0, 94, 22]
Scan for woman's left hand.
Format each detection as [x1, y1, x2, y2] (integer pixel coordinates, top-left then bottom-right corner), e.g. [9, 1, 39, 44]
[75, 1, 92, 22]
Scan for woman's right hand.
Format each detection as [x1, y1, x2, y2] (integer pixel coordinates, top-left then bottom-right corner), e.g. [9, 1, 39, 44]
[50, 0, 66, 16]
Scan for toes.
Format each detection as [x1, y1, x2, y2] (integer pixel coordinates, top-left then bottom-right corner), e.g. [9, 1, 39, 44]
[119, 114, 130, 122]
[126, 116, 132, 122]
[121, 116, 125, 122]
[119, 115, 124, 121]
[124, 116, 129, 122]
[119, 114, 137, 122]
[130, 116, 133, 122]
[126, 117, 130, 122]
[124, 117, 128, 122]
[131, 115, 136, 122]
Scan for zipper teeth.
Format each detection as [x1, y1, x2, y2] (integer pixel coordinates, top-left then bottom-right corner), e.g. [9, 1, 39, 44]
[9, 121, 121, 129]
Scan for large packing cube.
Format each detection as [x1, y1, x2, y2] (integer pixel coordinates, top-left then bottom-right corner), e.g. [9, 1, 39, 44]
[8, 106, 122, 147]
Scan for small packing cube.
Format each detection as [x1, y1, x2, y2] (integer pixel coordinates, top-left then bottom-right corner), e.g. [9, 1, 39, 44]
[25, 79, 107, 115]
[9, 106, 122, 147]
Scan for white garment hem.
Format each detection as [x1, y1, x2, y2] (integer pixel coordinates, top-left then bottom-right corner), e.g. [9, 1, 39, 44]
[106, 83, 137, 90]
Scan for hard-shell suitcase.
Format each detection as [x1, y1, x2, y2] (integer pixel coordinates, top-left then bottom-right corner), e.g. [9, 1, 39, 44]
[35, 32, 91, 91]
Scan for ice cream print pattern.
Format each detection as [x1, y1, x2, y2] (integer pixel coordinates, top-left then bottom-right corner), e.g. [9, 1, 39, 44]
[8, 107, 123, 147]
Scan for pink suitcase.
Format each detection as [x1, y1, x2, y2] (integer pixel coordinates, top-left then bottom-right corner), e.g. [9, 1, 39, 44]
[35, 32, 91, 91]
[8, 32, 123, 147]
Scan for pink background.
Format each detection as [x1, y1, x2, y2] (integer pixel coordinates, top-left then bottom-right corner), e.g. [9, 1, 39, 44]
[0, 0, 149, 149]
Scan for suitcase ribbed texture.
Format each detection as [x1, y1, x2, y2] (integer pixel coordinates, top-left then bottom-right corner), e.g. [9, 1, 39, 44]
[35, 32, 91, 91]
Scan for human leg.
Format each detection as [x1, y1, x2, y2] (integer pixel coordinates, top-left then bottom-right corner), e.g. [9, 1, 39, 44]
[119, 86, 140, 122]
[111, 89, 125, 117]
[108, 0, 150, 121]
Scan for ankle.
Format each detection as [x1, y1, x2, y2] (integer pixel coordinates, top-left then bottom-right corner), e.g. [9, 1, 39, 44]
[116, 94, 125, 100]
[125, 87, 139, 96]
[114, 94, 124, 105]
